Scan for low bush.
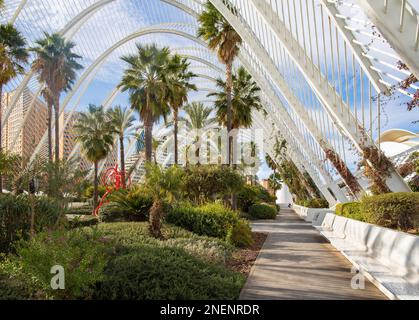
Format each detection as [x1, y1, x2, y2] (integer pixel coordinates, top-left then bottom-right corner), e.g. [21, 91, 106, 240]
[0, 222, 245, 300]
[0, 194, 63, 253]
[183, 166, 244, 204]
[83, 186, 107, 199]
[0, 228, 110, 299]
[67, 216, 99, 229]
[335, 202, 364, 221]
[226, 219, 254, 248]
[167, 203, 253, 247]
[237, 184, 276, 212]
[297, 198, 329, 208]
[66, 204, 93, 216]
[362, 192, 419, 231]
[167, 203, 238, 239]
[93, 246, 245, 300]
[97, 222, 232, 264]
[248, 204, 277, 220]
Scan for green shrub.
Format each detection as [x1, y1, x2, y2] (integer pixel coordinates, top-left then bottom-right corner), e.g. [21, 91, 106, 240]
[67, 216, 99, 229]
[362, 192, 419, 231]
[249, 203, 277, 219]
[0, 194, 63, 253]
[227, 219, 254, 248]
[93, 246, 245, 300]
[99, 187, 153, 223]
[84, 186, 107, 199]
[97, 222, 232, 264]
[335, 202, 364, 221]
[167, 203, 238, 239]
[0, 228, 110, 299]
[297, 198, 329, 208]
[66, 204, 93, 216]
[167, 203, 253, 247]
[183, 165, 244, 204]
[237, 184, 276, 212]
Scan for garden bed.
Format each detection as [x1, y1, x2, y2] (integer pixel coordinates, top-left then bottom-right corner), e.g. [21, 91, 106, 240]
[0, 222, 247, 300]
[227, 232, 267, 276]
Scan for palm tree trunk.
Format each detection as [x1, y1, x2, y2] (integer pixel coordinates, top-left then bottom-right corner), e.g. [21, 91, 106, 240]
[93, 160, 99, 208]
[226, 60, 233, 167]
[0, 84, 3, 193]
[47, 101, 53, 163]
[149, 199, 163, 239]
[174, 107, 179, 165]
[120, 135, 126, 188]
[145, 120, 153, 163]
[226, 60, 238, 209]
[144, 92, 153, 163]
[54, 98, 60, 163]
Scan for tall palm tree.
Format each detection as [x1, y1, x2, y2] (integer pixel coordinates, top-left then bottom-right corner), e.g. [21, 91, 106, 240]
[109, 105, 135, 188]
[0, 23, 28, 192]
[198, 1, 242, 166]
[163, 54, 197, 164]
[209, 66, 263, 130]
[31, 33, 83, 163]
[75, 105, 114, 208]
[119, 43, 170, 163]
[181, 102, 217, 162]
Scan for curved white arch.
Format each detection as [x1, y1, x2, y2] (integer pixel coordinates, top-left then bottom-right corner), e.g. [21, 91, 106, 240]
[29, 26, 225, 164]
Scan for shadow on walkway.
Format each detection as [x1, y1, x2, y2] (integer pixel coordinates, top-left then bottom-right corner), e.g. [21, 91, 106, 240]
[240, 209, 387, 300]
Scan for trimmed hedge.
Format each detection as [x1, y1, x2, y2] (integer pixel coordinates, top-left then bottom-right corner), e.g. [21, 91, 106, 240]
[248, 204, 277, 220]
[335, 193, 419, 232]
[335, 202, 364, 222]
[167, 203, 237, 239]
[362, 192, 419, 231]
[297, 198, 329, 208]
[237, 184, 276, 212]
[166, 203, 253, 247]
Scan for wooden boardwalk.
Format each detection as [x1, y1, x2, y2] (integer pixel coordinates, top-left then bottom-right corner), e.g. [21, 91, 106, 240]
[240, 209, 387, 300]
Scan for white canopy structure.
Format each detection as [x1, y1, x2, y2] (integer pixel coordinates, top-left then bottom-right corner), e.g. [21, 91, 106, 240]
[1, 0, 418, 206]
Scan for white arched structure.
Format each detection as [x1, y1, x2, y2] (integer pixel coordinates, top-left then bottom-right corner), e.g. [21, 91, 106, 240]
[2, 0, 417, 203]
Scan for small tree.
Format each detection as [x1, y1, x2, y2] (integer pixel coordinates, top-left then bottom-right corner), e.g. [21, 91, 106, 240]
[144, 164, 184, 238]
[75, 105, 115, 208]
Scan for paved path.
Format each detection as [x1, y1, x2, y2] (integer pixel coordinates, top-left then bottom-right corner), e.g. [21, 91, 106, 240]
[240, 209, 387, 300]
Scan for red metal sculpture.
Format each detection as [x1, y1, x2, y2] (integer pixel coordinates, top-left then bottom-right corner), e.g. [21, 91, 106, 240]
[93, 164, 130, 217]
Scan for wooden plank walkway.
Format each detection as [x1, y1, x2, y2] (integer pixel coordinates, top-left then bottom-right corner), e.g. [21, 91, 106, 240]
[240, 209, 387, 300]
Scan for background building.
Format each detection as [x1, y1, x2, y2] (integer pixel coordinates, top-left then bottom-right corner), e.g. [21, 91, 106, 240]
[1, 88, 48, 160]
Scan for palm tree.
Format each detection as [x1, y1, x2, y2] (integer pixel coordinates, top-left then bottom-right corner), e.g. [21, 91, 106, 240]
[0, 24, 28, 193]
[75, 105, 114, 208]
[181, 102, 217, 162]
[198, 1, 242, 166]
[163, 54, 197, 164]
[209, 66, 263, 130]
[31, 33, 83, 163]
[145, 163, 184, 238]
[109, 105, 135, 188]
[119, 43, 170, 163]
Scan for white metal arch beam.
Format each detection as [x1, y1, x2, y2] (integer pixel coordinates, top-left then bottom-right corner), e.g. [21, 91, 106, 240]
[2, 0, 200, 128]
[210, 0, 410, 193]
[29, 26, 226, 164]
[253, 111, 337, 205]
[12, 0, 350, 197]
[356, 0, 419, 79]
